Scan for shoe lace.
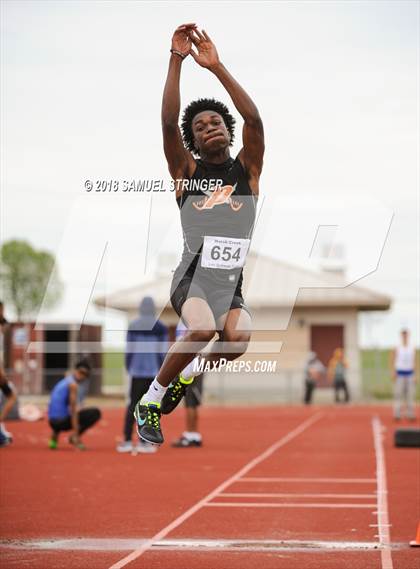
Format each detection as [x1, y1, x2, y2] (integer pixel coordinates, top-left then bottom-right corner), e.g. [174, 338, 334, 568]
[147, 407, 160, 429]
[170, 381, 184, 402]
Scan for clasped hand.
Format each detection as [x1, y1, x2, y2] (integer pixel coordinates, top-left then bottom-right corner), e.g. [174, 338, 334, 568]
[171, 23, 220, 70]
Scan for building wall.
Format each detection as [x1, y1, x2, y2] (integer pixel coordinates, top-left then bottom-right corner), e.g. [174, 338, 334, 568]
[125, 304, 361, 402]
[297, 307, 360, 399]
[203, 306, 361, 402]
[4, 323, 102, 395]
[4, 323, 44, 395]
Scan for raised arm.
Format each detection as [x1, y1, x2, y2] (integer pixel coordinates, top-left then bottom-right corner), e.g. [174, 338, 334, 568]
[162, 24, 196, 182]
[189, 29, 264, 188]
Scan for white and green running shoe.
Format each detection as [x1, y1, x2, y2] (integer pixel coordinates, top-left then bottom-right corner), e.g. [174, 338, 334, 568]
[134, 399, 164, 445]
[160, 374, 195, 415]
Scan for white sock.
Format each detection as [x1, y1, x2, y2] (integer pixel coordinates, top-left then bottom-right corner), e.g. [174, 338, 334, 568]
[181, 356, 202, 380]
[183, 431, 202, 442]
[141, 378, 167, 405]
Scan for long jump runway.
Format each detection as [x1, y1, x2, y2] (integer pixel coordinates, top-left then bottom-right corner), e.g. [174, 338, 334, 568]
[1, 405, 418, 568]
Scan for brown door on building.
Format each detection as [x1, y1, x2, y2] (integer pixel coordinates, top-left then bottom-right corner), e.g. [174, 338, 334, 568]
[310, 325, 344, 386]
[43, 328, 70, 392]
[311, 325, 344, 366]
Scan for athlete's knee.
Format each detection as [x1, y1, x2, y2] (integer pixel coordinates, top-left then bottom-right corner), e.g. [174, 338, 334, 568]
[187, 328, 215, 344]
[222, 331, 250, 356]
[231, 341, 249, 357]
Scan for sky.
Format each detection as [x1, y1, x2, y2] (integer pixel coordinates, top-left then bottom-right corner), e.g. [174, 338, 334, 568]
[1, 0, 419, 348]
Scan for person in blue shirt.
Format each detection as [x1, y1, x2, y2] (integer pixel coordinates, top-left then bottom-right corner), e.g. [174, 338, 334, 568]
[48, 360, 101, 450]
[0, 303, 17, 447]
[0, 371, 17, 448]
[116, 297, 168, 453]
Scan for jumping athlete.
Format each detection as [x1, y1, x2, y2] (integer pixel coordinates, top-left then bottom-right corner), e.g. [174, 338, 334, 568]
[134, 23, 264, 445]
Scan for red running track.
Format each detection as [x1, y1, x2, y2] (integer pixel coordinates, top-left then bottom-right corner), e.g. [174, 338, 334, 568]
[0, 405, 419, 569]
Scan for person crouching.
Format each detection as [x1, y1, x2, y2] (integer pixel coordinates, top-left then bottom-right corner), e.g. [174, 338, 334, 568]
[48, 360, 101, 450]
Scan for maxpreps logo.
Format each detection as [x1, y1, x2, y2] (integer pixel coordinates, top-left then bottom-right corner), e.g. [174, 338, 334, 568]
[192, 183, 243, 212]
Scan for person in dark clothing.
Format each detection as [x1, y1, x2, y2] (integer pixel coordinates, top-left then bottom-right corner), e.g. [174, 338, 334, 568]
[0, 372, 17, 447]
[117, 297, 168, 453]
[0, 301, 7, 327]
[0, 301, 15, 447]
[303, 352, 325, 405]
[48, 360, 101, 450]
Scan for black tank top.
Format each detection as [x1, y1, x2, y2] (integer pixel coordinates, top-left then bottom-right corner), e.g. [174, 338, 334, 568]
[173, 155, 257, 291]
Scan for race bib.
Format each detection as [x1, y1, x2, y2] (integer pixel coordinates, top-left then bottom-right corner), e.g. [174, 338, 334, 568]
[201, 235, 250, 270]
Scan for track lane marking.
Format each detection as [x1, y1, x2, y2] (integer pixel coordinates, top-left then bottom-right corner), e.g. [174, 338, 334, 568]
[372, 416, 393, 569]
[205, 502, 377, 509]
[239, 477, 377, 483]
[108, 412, 324, 569]
[220, 492, 377, 499]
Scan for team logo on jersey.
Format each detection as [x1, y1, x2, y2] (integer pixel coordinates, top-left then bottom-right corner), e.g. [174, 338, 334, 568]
[192, 183, 243, 212]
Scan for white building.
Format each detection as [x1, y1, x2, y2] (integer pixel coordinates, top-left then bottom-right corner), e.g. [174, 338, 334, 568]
[95, 252, 391, 403]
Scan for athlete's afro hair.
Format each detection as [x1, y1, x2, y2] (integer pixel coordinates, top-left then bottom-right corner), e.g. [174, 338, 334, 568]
[181, 98, 236, 154]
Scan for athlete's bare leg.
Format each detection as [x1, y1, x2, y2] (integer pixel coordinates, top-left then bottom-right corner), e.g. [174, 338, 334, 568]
[161, 306, 252, 386]
[202, 307, 252, 364]
[154, 296, 216, 388]
[135, 303, 253, 446]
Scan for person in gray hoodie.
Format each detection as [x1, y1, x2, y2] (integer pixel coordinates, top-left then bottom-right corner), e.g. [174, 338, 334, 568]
[117, 297, 168, 453]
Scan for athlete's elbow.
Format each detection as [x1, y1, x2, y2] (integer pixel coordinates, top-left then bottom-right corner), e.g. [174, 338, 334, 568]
[161, 116, 179, 131]
[244, 112, 263, 130]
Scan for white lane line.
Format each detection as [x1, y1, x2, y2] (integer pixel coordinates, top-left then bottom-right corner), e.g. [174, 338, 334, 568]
[372, 416, 393, 569]
[108, 412, 324, 569]
[206, 502, 377, 509]
[0, 538, 386, 552]
[239, 477, 377, 483]
[220, 492, 377, 499]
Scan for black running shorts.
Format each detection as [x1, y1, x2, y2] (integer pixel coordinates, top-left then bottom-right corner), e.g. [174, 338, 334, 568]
[170, 275, 251, 322]
[184, 374, 204, 408]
